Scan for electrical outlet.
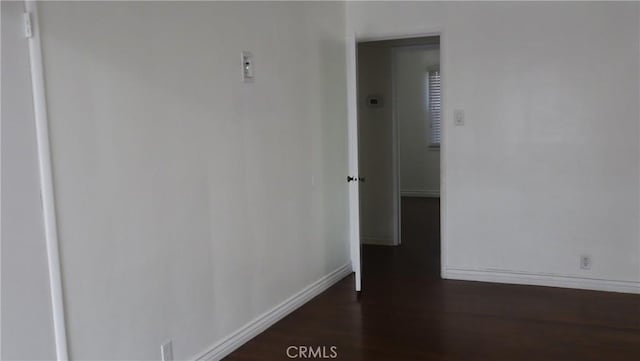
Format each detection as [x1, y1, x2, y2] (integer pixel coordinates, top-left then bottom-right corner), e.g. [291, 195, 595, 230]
[161, 340, 173, 361]
[580, 255, 592, 270]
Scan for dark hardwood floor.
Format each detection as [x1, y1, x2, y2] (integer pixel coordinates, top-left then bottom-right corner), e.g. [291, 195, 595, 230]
[225, 197, 640, 360]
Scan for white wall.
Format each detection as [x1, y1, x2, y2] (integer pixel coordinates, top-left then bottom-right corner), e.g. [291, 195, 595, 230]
[357, 42, 395, 244]
[395, 46, 440, 197]
[1, 2, 57, 359]
[36, 1, 349, 359]
[348, 1, 640, 291]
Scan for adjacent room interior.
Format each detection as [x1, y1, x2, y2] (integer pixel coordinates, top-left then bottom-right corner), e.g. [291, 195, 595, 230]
[357, 36, 442, 284]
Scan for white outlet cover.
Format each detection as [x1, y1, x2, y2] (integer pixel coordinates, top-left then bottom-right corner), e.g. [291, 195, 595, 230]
[580, 255, 592, 270]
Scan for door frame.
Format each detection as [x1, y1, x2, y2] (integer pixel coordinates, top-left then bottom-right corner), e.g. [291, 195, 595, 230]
[347, 29, 446, 291]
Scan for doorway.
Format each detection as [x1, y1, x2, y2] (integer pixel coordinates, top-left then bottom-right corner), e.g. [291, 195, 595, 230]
[355, 36, 442, 286]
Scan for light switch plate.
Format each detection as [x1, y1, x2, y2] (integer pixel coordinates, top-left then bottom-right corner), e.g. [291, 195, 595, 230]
[454, 109, 465, 126]
[241, 51, 254, 82]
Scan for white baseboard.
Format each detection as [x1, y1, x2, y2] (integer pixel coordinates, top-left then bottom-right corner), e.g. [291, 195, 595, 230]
[401, 189, 440, 198]
[443, 268, 640, 294]
[361, 237, 395, 246]
[192, 263, 352, 361]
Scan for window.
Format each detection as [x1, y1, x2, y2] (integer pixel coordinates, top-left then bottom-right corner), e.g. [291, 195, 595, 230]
[426, 68, 441, 147]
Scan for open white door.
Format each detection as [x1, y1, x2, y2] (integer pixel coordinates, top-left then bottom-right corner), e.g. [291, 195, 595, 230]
[346, 32, 361, 292]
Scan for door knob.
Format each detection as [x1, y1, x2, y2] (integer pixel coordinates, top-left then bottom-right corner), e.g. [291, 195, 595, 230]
[347, 176, 357, 182]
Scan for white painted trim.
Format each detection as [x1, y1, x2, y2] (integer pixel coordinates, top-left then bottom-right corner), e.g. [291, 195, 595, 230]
[24, 2, 69, 360]
[637, 3, 640, 300]
[443, 268, 640, 295]
[346, 31, 361, 292]
[401, 189, 440, 198]
[356, 29, 442, 44]
[192, 263, 353, 361]
[361, 237, 395, 246]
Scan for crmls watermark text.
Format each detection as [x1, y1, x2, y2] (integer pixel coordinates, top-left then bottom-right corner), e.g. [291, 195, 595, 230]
[286, 345, 338, 359]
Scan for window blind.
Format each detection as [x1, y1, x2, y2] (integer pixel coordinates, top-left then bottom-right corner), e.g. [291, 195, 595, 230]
[427, 70, 441, 146]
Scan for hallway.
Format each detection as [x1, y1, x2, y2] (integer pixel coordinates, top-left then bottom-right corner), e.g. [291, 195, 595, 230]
[226, 198, 640, 360]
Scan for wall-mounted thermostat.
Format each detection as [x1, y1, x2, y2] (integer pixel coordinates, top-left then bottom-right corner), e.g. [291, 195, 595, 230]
[366, 95, 383, 108]
[241, 51, 254, 82]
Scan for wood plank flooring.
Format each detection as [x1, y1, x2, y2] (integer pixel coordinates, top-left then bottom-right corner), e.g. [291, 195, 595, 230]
[225, 197, 640, 360]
